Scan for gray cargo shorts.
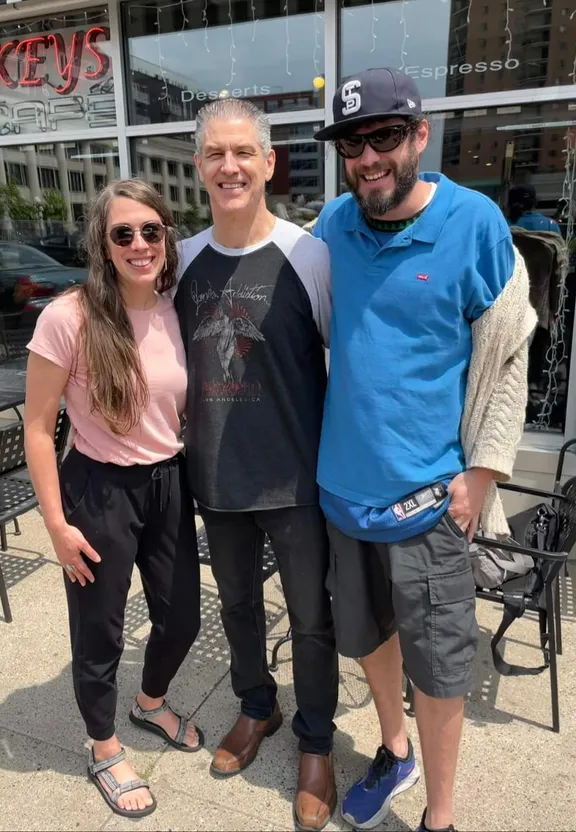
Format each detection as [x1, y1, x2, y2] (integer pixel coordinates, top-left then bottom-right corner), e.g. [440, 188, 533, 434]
[326, 513, 479, 698]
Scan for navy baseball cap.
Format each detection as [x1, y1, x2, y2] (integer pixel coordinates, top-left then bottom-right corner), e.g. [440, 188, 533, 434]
[509, 184, 537, 202]
[314, 67, 422, 141]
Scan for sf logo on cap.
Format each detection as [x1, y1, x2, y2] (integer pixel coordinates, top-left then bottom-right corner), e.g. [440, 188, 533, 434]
[341, 80, 361, 115]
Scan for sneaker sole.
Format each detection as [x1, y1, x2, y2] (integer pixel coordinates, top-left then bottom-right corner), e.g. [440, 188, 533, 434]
[341, 764, 421, 830]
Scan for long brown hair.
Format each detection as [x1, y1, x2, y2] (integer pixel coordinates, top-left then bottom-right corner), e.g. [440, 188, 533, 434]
[74, 178, 178, 434]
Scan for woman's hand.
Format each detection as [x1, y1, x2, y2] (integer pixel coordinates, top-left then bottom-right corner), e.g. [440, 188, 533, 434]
[49, 521, 101, 586]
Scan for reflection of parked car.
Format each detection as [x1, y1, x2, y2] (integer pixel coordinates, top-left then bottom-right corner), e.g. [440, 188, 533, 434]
[0, 243, 87, 329]
[30, 231, 86, 267]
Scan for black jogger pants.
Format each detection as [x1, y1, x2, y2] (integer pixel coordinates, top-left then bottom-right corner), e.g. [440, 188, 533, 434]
[61, 447, 200, 741]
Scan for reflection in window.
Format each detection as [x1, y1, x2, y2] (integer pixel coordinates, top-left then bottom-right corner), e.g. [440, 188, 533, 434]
[130, 123, 324, 237]
[130, 134, 202, 236]
[268, 123, 325, 226]
[0, 140, 120, 267]
[123, 0, 325, 124]
[340, 0, 575, 99]
[338, 102, 576, 432]
[427, 104, 576, 433]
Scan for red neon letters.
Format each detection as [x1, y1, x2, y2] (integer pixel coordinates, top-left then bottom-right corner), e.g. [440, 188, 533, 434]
[0, 27, 110, 95]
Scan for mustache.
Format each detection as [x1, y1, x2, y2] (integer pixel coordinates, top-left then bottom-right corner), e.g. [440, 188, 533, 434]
[356, 163, 396, 178]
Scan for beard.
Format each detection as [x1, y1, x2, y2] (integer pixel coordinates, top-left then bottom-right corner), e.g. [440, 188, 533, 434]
[346, 141, 420, 220]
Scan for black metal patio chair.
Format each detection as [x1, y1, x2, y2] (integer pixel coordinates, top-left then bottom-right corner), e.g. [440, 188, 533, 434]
[405, 478, 576, 733]
[0, 409, 70, 624]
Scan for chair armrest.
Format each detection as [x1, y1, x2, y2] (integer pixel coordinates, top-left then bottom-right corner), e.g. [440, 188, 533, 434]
[472, 534, 568, 562]
[497, 481, 573, 502]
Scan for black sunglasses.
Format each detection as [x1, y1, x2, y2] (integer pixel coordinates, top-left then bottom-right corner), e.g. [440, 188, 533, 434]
[334, 123, 413, 159]
[108, 221, 166, 247]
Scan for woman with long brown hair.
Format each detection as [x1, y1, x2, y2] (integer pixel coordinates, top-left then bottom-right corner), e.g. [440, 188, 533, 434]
[24, 179, 202, 819]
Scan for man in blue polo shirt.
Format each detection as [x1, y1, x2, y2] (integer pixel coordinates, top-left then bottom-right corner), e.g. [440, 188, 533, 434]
[312, 68, 529, 832]
[507, 184, 562, 234]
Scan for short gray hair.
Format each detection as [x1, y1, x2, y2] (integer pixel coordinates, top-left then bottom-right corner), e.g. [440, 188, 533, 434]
[195, 98, 272, 157]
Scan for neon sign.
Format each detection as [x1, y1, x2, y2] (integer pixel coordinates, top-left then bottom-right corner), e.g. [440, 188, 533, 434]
[0, 27, 110, 96]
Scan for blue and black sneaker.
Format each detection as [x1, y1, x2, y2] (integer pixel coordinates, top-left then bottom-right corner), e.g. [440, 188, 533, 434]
[341, 739, 420, 829]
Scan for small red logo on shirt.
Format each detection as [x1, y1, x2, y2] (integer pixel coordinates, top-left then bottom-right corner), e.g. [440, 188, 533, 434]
[417, 273, 429, 281]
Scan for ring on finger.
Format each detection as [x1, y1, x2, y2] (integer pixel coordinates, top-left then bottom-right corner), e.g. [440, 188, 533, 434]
[64, 564, 75, 573]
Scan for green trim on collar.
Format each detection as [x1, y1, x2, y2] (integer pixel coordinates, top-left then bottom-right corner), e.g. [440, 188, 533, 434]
[365, 207, 426, 233]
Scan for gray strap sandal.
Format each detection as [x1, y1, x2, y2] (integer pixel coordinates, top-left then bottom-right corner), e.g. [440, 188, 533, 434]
[87, 747, 156, 818]
[129, 699, 205, 752]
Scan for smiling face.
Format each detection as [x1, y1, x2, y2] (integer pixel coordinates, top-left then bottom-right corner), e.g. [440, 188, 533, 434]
[105, 196, 166, 290]
[194, 117, 275, 215]
[343, 117, 429, 219]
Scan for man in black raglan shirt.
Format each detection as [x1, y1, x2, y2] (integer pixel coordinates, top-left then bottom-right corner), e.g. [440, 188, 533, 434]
[174, 99, 338, 831]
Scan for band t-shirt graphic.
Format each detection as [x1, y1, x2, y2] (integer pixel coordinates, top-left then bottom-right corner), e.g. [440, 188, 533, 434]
[175, 219, 331, 512]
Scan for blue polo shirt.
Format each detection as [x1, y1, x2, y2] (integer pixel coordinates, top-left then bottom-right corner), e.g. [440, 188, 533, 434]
[509, 211, 561, 235]
[313, 172, 515, 543]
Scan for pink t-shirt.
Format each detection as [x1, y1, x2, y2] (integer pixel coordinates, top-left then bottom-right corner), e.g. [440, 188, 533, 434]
[28, 292, 187, 465]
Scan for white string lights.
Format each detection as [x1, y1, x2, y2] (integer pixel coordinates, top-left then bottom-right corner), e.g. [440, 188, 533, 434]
[370, 0, 378, 54]
[313, 0, 322, 77]
[202, 0, 211, 53]
[398, 0, 408, 68]
[341, 0, 354, 17]
[227, 0, 237, 86]
[504, 0, 514, 63]
[179, 0, 189, 47]
[284, 0, 292, 76]
[156, 6, 169, 101]
[251, 0, 258, 42]
[533, 125, 576, 431]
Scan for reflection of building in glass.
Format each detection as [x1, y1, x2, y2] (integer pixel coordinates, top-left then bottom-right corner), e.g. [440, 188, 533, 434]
[131, 135, 205, 225]
[123, 0, 324, 122]
[0, 142, 120, 227]
[447, 0, 572, 97]
[129, 58, 196, 125]
[437, 103, 572, 216]
[271, 125, 324, 204]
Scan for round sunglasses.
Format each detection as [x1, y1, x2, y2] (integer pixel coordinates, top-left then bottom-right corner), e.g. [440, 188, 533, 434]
[334, 123, 413, 159]
[108, 221, 166, 248]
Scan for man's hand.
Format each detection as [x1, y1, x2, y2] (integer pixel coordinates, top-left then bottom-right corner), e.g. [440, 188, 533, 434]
[447, 468, 495, 542]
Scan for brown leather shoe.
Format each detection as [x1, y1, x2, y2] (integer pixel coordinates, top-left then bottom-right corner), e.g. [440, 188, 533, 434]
[210, 703, 282, 777]
[294, 751, 337, 831]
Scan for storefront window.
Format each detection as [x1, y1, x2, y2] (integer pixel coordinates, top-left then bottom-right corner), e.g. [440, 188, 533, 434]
[0, 139, 119, 350]
[130, 122, 324, 234]
[338, 101, 576, 432]
[0, 8, 115, 136]
[340, 0, 576, 100]
[0, 139, 120, 253]
[123, 0, 325, 125]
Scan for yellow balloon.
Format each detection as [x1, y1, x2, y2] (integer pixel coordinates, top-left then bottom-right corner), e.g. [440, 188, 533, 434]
[313, 76, 325, 89]
[219, 89, 230, 98]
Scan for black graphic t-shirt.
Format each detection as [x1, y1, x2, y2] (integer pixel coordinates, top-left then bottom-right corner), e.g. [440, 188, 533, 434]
[175, 218, 331, 511]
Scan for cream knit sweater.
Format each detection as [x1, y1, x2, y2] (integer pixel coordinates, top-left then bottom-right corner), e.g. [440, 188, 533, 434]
[461, 246, 537, 534]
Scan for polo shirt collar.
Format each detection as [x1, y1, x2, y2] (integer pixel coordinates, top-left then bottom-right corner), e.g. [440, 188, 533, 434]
[344, 172, 456, 244]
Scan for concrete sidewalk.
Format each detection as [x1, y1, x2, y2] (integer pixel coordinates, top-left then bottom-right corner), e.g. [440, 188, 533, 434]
[0, 511, 575, 832]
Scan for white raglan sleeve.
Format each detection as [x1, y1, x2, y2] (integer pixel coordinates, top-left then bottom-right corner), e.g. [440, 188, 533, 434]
[286, 232, 332, 347]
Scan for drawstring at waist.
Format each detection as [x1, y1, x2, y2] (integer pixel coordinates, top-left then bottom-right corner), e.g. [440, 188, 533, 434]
[150, 455, 180, 512]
